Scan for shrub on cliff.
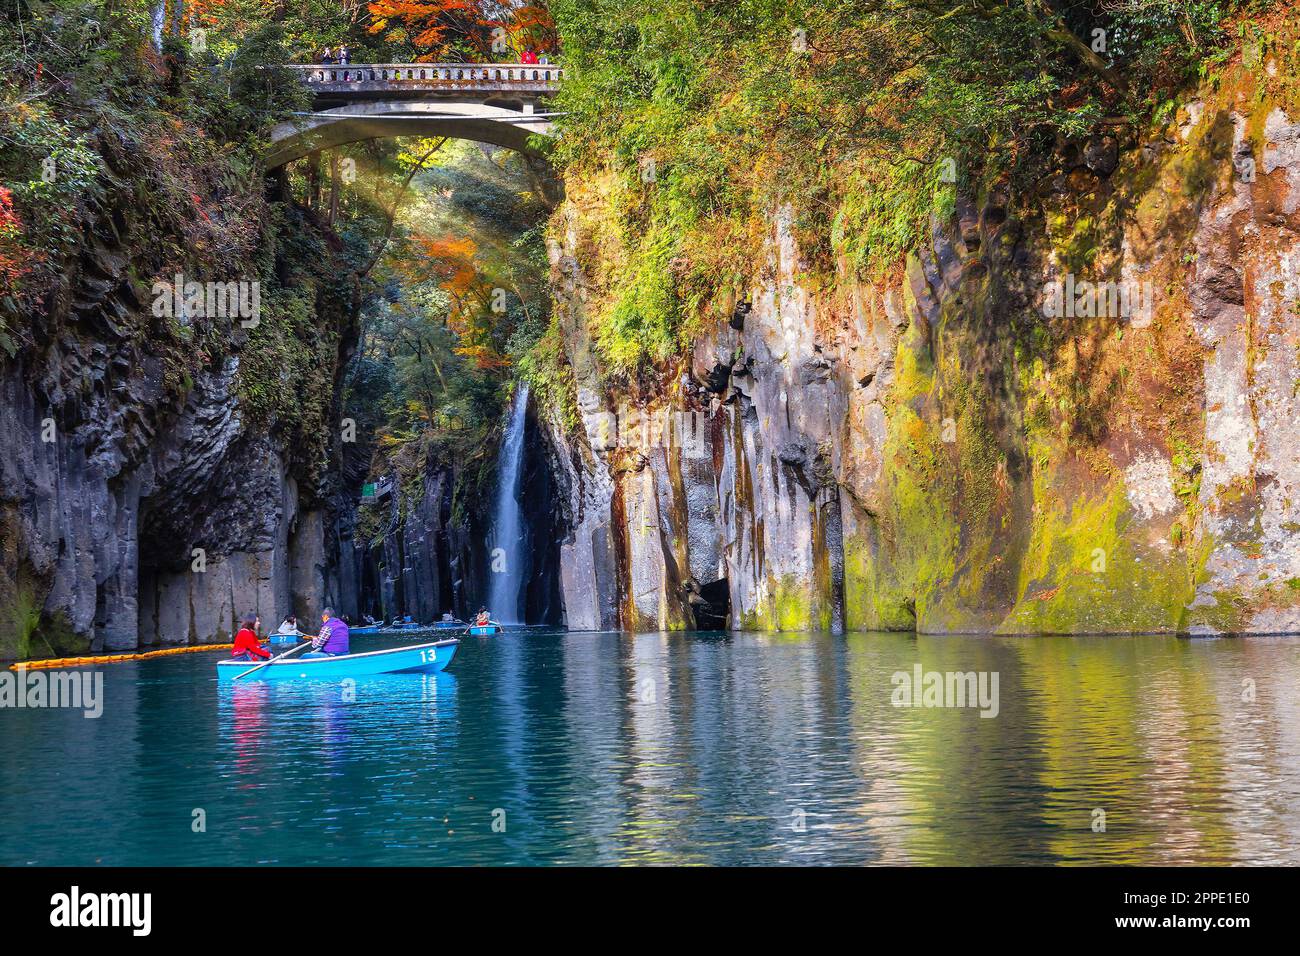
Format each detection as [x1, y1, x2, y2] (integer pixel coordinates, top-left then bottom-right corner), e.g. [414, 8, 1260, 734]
[548, 0, 1252, 372]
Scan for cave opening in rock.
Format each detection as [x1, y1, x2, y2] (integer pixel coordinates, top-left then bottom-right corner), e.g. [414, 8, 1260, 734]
[690, 577, 730, 631]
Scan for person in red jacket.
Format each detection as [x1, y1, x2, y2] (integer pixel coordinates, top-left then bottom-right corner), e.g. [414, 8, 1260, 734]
[231, 614, 271, 662]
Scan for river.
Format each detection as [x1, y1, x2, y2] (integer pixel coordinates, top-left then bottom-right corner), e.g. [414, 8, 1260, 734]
[1, 629, 1297, 865]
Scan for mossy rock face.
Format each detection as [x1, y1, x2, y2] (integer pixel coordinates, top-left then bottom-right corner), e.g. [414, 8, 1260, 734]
[734, 574, 821, 631]
[840, 240, 1037, 634]
[771, 573, 816, 632]
[997, 486, 1194, 634]
[559, 24, 1300, 635]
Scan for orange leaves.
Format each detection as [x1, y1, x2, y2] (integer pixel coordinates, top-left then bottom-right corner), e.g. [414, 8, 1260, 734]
[417, 234, 477, 261]
[401, 229, 481, 330]
[190, 193, 213, 224]
[0, 187, 20, 238]
[405, 233, 479, 295]
[366, 0, 555, 60]
[367, 0, 480, 57]
[397, 228, 512, 368]
[187, 0, 255, 31]
[454, 343, 509, 369]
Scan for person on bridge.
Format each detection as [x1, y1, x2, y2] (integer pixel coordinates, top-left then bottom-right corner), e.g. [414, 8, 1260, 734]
[232, 614, 271, 662]
[306, 608, 350, 657]
[321, 46, 335, 64]
[521, 48, 538, 64]
[339, 45, 351, 65]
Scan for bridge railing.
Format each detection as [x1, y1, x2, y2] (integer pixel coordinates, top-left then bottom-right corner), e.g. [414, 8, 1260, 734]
[286, 63, 563, 90]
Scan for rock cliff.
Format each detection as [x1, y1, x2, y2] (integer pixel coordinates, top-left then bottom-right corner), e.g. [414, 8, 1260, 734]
[542, 62, 1300, 636]
[0, 172, 357, 656]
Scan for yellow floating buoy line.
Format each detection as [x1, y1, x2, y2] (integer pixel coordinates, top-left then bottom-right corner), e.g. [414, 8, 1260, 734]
[8, 643, 233, 671]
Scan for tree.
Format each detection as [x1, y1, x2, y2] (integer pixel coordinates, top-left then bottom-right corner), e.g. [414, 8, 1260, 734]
[366, 0, 555, 61]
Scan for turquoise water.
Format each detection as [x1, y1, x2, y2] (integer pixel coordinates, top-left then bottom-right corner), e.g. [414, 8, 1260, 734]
[1, 629, 1298, 865]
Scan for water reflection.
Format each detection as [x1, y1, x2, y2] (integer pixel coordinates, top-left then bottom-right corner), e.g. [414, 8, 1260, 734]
[0, 630, 1296, 865]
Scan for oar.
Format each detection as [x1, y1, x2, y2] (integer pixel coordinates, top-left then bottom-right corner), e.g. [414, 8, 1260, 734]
[233, 639, 312, 680]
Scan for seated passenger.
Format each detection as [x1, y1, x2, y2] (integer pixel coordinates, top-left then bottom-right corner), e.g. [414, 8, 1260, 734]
[232, 614, 271, 661]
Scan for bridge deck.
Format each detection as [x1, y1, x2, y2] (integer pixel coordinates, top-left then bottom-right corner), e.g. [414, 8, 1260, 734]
[267, 63, 562, 167]
[286, 63, 562, 96]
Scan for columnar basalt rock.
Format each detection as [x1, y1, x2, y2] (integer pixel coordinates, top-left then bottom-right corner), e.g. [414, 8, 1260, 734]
[0, 186, 354, 659]
[542, 70, 1300, 636]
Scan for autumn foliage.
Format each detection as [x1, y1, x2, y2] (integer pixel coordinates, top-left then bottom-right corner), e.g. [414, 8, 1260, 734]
[398, 232, 508, 368]
[366, 0, 555, 61]
[0, 186, 31, 294]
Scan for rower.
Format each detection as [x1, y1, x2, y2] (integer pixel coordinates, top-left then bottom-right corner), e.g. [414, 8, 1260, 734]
[305, 607, 350, 657]
[475, 608, 490, 627]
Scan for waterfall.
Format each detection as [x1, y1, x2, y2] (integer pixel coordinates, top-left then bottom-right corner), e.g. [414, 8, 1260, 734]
[150, 2, 166, 49]
[487, 384, 530, 624]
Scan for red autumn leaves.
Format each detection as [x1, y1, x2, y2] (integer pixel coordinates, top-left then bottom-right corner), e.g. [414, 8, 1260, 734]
[366, 1, 555, 62]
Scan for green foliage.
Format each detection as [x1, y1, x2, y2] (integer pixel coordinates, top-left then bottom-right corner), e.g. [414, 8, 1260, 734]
[336, 139, 555, 514]
[178, 23, 313, 145]
[8, 588, 43, 661]
[0, 1, 315, 312]
[599, 224, 679, 370]
[548, 0, 1249, 372]
[513, 311, 579, 431]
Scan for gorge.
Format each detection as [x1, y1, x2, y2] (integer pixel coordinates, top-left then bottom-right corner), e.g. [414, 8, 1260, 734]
[3, 2, 1300, 661]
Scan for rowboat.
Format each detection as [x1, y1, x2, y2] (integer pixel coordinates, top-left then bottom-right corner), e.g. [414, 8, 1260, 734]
[270, 622, 378, 644]
[381, 621, 427, 632]
[217, 639, 459, 681]
[432, 620, 466, 630]
[468, 623, 500, 636]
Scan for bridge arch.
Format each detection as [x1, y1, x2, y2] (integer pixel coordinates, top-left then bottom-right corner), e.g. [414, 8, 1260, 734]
[266, 63, 561, 169]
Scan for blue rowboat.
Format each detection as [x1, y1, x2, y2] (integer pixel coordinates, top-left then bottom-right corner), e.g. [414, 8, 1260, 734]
[381, 621, 426, 631]
[432, 620, 466, 630]
[468, 624, 500, 636]
[271, 623, 377, 644]
[217, 639, 459, 681]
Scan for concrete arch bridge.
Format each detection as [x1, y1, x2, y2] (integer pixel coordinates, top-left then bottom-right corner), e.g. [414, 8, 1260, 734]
[266, 63, 564, 168]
